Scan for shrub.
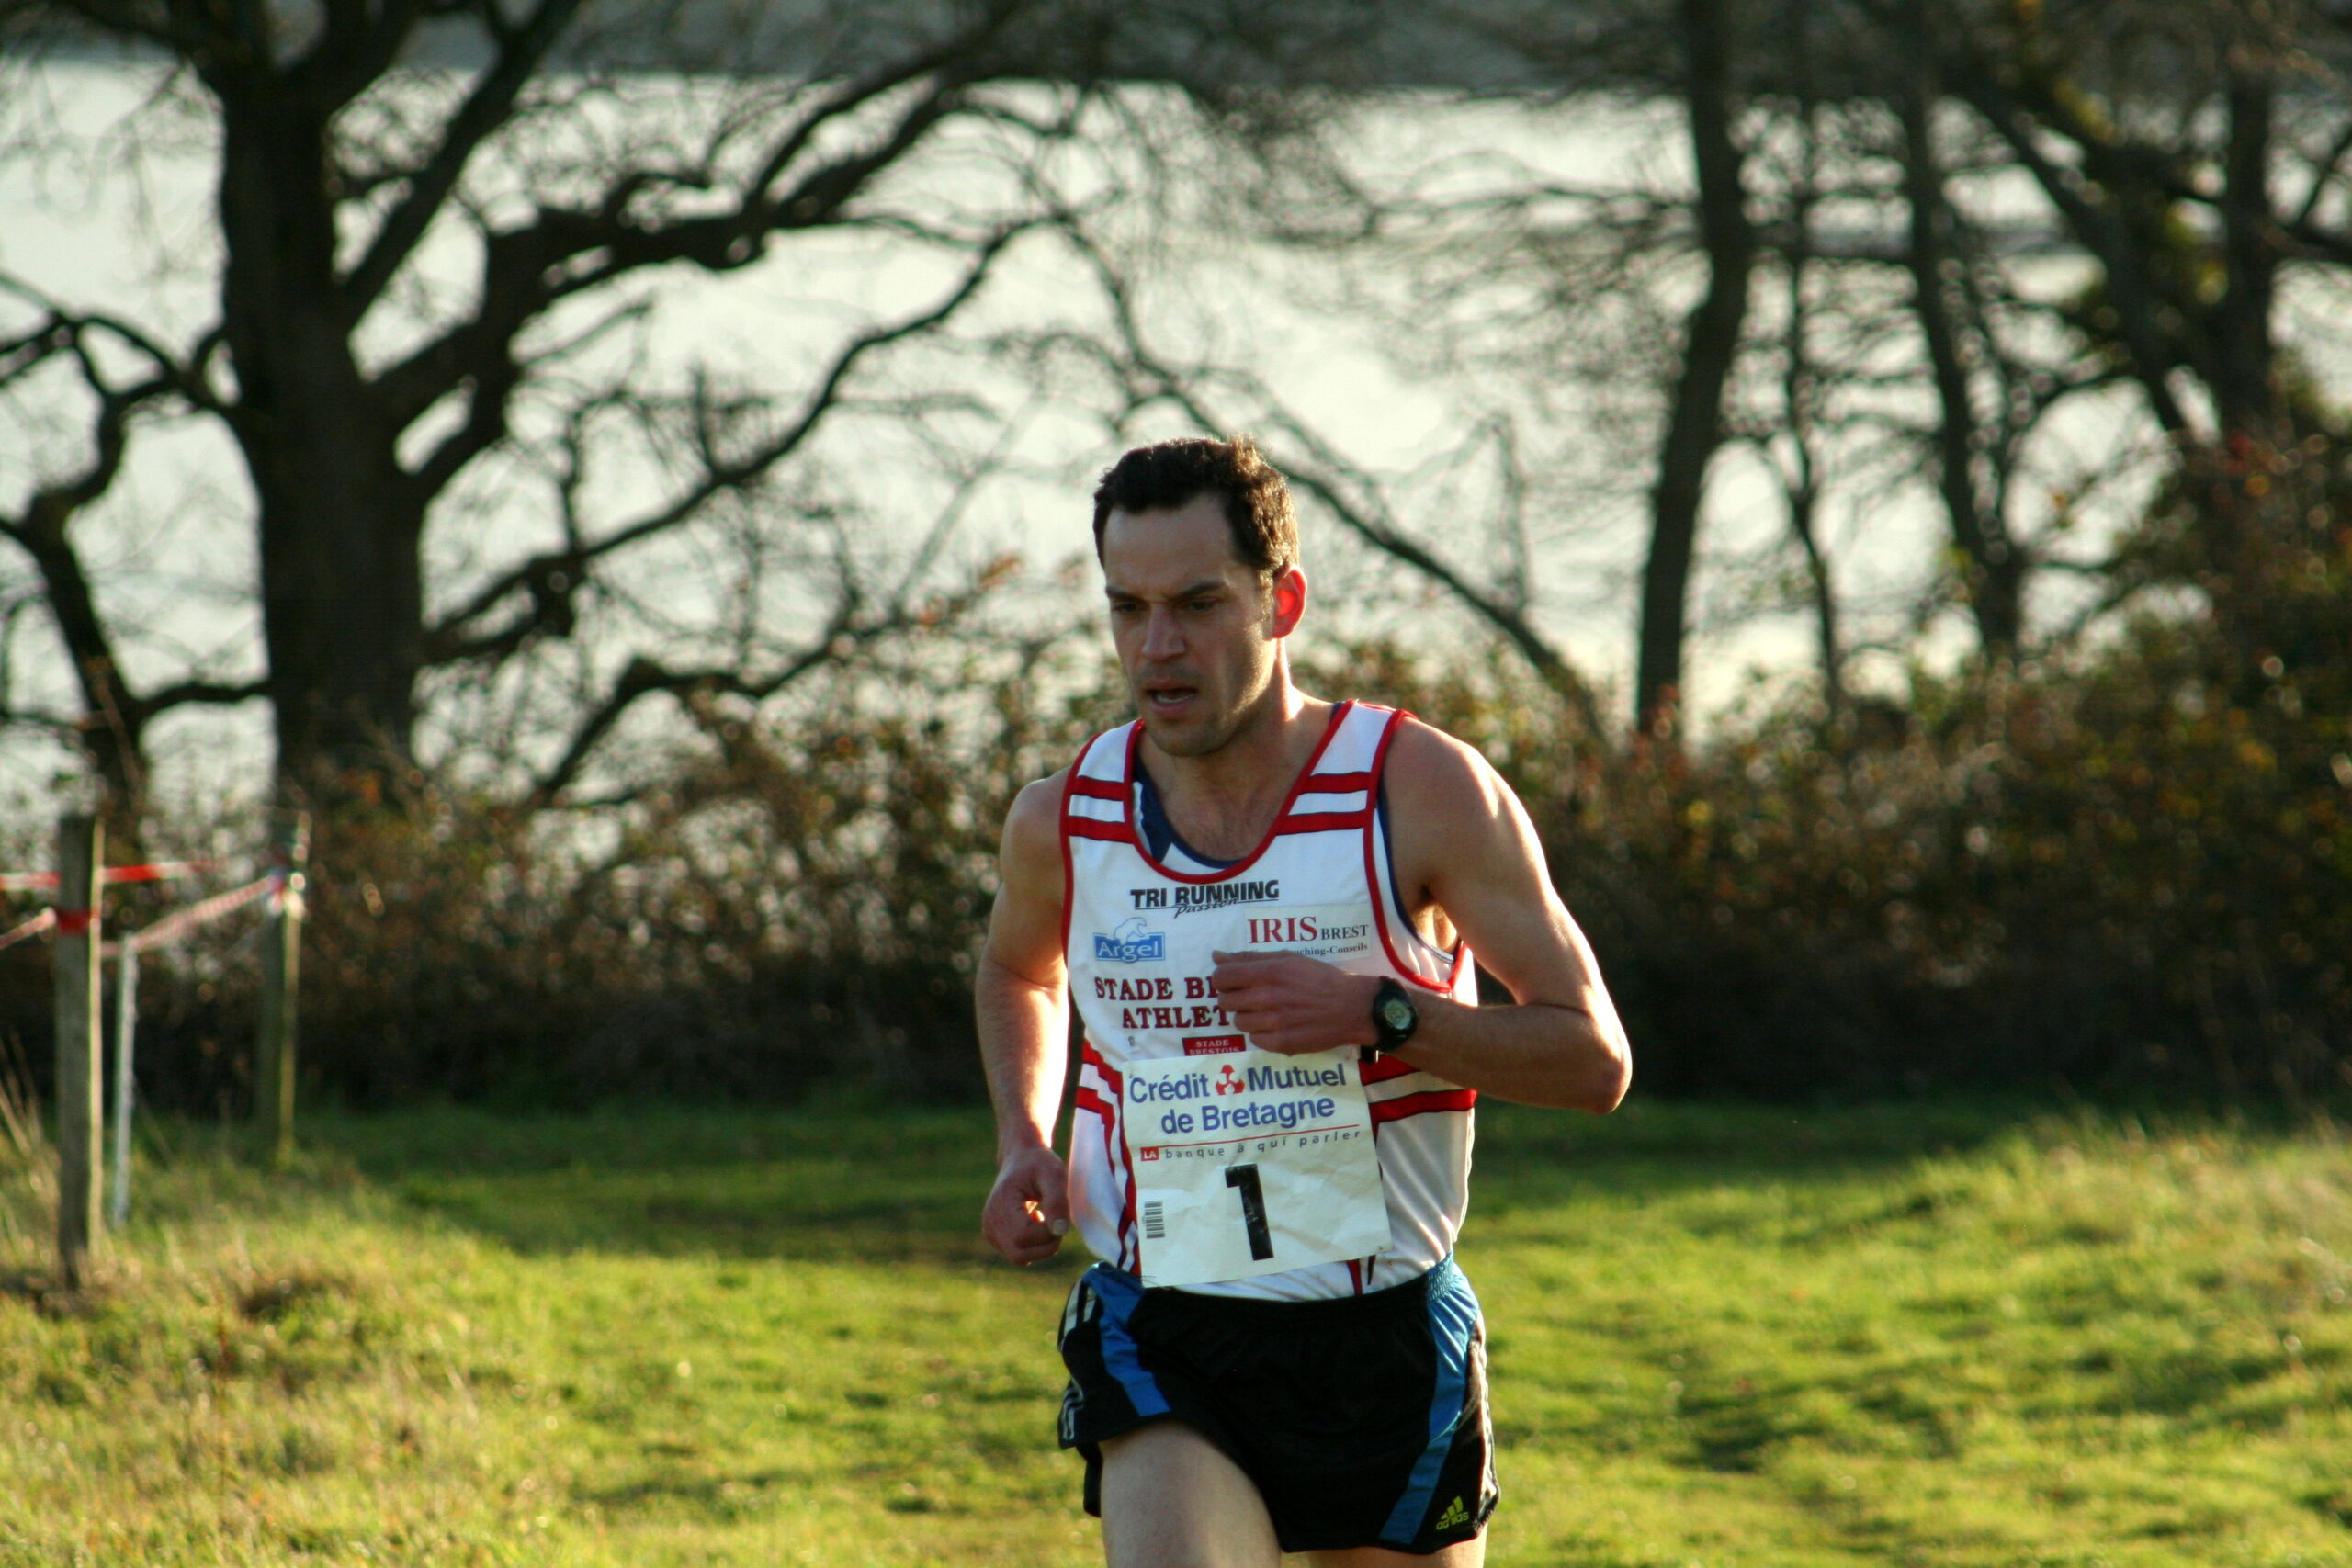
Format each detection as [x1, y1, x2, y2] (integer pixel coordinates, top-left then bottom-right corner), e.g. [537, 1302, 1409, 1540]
[1, 616, 2343, 1111]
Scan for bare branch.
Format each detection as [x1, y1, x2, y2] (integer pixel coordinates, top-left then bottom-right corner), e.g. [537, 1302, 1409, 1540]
[2291, 111, 2352, 231]
[530, 581, 969, 807]
[0, 274, 222, 414]
[138, 676, 269, 711]
[0, 310, 183, 803]
[338, 0, 585, 312]
[1060, 225, 1605, 738]
[368, 16, 1025, 433]
[1937, 63, 2197, 438]
[420, 222, 1029, 666]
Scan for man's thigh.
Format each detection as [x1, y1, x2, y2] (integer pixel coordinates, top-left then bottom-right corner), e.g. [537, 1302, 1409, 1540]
[1096, 1422, 1487, 1568]
[1099, 1422, 1282, 1568]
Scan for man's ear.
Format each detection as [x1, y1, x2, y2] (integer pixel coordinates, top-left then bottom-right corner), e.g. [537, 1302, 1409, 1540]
[1268, 566, 1307, 638]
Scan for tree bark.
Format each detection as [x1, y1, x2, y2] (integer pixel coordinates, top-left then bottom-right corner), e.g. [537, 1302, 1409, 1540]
[1637, 0, 1756, 738]
[212, 76, 426, 800]
[1778, 0, 1842, 716]
[1900, 60, 2024, 654]
[2214, 66, 2278, 444]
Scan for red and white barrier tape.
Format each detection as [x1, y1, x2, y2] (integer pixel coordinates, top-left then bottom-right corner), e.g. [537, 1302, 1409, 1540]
[0, 859, 220, 893]
[0, 907, 57, 952]
[99, 874, 277, 958]
[0, 872, 283, 956]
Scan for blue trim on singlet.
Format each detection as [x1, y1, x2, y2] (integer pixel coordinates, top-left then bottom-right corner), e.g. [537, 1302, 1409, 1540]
[1374, 777, 1421, 942]
[1136, 766, 1421, 948]
[1134, 765, 1238, 870]
[1380, 1256, 1478, 1544]
[1083, 1264, 1170, 1419]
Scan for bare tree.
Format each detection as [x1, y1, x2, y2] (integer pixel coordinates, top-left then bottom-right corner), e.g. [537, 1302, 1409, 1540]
[1905, 0, 2352, 648]
[0, 0, 1135, 811]
[1034, 218, 1610, 736]
[0, 294, 237, 822]
[1635, 0, 1758, 739]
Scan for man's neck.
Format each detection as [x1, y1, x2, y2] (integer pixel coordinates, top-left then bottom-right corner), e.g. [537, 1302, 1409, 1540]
[1139, 678, 1334, 860]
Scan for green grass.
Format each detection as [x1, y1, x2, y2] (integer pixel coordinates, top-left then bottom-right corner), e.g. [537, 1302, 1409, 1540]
[3, 1098, 2349, 1566]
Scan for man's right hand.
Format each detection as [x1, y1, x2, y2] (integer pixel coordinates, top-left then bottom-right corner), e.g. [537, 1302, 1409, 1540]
[982, 1145, 1072, 1265]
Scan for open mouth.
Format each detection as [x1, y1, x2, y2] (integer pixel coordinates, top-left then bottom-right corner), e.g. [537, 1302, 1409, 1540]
[1142, 683, 1199, 714]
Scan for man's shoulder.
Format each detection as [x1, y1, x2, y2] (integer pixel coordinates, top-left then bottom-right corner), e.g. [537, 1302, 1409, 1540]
[1378, 714, 1511, 818]
[1000, 765, 1076, 875]
[1007, 764, 1074, 834]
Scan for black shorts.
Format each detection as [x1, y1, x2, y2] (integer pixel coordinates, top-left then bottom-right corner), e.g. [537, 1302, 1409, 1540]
[1055, 1257, 1497, 1555]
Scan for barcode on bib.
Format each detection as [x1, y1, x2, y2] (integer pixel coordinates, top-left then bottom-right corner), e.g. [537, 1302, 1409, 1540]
[1141, 1201, 1165, 1239]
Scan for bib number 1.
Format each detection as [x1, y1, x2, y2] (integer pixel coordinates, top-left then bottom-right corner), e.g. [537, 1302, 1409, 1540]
[1225, 1163, 1273, 1260]
[1120, 1046, 1391, 1287]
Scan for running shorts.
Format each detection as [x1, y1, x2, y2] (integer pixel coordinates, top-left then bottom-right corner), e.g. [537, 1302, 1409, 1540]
[1055, 1256, 1497, 1555]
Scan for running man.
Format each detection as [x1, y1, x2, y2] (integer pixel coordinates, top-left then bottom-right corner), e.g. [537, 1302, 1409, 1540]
[978, 436, 1631, 1565]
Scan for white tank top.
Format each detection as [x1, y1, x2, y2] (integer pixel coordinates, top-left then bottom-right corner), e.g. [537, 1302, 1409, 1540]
[1060, 700, 1478, 1300]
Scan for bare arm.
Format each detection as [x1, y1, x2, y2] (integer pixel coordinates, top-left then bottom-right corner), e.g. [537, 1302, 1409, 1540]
[977, 770, 1076, 1264]
[1210, 721, 1631, 1112]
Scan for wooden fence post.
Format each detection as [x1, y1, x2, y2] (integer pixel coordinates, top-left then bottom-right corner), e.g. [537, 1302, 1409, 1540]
[111, 944, 138, 1230]
[52, 813, 102, 1290]
[255, 811, 308, 1166]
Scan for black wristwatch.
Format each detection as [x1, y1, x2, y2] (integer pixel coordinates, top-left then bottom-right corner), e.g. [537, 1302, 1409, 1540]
[1370, 976, 1419, 1053]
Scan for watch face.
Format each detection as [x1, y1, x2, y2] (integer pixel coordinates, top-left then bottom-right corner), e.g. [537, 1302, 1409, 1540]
[1379, 995, 1415, 1032]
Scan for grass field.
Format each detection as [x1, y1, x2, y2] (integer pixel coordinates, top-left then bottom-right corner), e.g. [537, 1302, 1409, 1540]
[3, 1097, 2349, 1566]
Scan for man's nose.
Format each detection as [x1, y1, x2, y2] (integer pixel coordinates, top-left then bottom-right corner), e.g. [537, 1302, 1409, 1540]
[1140, 605, 1184, 660]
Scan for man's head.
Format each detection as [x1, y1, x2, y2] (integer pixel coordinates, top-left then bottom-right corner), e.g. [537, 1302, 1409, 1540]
[1091, 437, 1298, 583]
[1091, 437, 1306, 757]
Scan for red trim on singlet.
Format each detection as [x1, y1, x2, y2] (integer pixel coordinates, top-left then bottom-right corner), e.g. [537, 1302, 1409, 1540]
[1080, 1043, 1137, 1268]
[1107, 1105, 1136, 1270]
[1300, 771, 1374, 795]
[1371, 1088, 1477, 1124]
[1068, 819, 1136, 843]
[1080, 1040, 1124, 1092]
[1360, 1054, 1421, 1084]
[1057, 747, 1087, 960]
[1069, 776, 1125, 801]
[1361, 710, 1467, 994]
[1274, 811, 1372, 834]
[1074, 1086, 1116, 1119]
[1119, 703, 1354, 886]
[1346, 1258, 1364, 1294]
[1121, 1126, 1141, 1269]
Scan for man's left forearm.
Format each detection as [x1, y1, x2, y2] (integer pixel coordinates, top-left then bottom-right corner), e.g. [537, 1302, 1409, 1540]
[1382, 988, 1629, 1113]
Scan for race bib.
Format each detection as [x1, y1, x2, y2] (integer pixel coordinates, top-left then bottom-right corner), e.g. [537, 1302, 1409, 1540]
[1120, 1046, 1390, 1287]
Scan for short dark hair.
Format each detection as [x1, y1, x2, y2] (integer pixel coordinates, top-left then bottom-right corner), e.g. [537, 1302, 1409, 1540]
[1091, 436, 1298, 581]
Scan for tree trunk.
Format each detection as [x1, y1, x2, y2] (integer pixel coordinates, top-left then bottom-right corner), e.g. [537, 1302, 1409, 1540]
[1637, 0, 1756, 738]
[12, 514, 146, 816]
[1779, 0, 1842, 717]
[2202, 62, 2301, 667]
[2213, 68, 2278, 446]
[213, 77, 425, 803]
[1900, 63, 2024, 655]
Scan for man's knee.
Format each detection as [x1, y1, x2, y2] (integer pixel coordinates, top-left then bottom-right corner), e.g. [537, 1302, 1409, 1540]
[1099, 1422, 1280, 1568]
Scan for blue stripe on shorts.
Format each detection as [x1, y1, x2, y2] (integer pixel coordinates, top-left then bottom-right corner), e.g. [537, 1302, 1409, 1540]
[1379, 1255, 1477, 1544]
[1085, 1264, 1170, 1420]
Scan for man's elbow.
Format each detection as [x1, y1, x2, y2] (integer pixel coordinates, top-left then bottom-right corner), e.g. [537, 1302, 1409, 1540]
[1562, 1020, 1631, 1115]
[1579, 1049, 1632, 1114]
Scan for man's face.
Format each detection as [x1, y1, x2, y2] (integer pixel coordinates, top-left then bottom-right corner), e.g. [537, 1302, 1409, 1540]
[1101, 493, 1301, 757]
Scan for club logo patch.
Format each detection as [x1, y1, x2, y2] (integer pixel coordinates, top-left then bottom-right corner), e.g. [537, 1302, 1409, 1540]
[1183, 1033, 1246, 1055]
[1092, 916, 1165, 964]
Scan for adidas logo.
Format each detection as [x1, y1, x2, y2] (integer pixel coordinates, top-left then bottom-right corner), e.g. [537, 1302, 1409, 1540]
[1434, 1495, 1470, 1529]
